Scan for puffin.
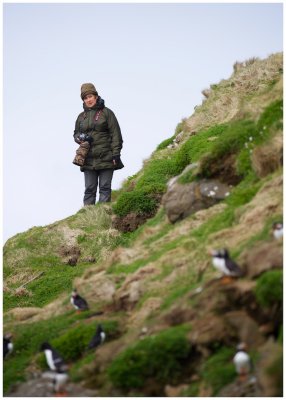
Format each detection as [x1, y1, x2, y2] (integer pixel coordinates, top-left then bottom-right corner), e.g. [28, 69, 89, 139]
[3, 333, 13, 359]
[70, 288, 89, 311]
[272, 222, 283, 240]
[40, 342, 69, 396]
[87, 324, 106, 350]
[233, 343, 252, 381]
[209, 248, 243, 282]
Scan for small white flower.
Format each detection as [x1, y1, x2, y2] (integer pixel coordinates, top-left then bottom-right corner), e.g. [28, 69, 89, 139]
[213, 186, 218, 191]
[249, 136, 253, 141]
[263, 126, 266, 130]
[245, 143, 248, 148]
[225, 192, 230, 197]
[208, 190, 216, 197]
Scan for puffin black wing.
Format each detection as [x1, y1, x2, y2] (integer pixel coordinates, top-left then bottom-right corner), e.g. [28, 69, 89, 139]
[3, 338, 11, 359]
[52, 348, 68, 373]
[88, 325, 104, 349]
[75, 294, 89, 310]
[225, 257, 243, 277]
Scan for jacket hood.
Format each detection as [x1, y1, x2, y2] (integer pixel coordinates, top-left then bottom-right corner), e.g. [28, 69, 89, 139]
[83, 96, 105, 112]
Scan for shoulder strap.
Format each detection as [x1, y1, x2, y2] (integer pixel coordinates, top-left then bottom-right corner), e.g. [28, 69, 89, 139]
[94, 109, 103, 122]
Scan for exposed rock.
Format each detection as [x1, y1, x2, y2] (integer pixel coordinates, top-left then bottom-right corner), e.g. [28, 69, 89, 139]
[255, 338, 283, 397]
[240, 240, 283, 278]
[162, 179, 231, 223]
[6, 376, 98, 397]
[114, 265, 159, 311]
[224, 310, 265, 349]
[74, 271, 116, 304]
[218, 376, 262, 397]
[188, 314, 236, 347]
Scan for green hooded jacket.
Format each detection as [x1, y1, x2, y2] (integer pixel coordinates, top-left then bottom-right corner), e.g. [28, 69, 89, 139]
[73, 97, 123, 171]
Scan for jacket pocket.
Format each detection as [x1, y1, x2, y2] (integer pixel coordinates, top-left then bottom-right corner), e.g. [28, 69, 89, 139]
[100, 150, 113, 161]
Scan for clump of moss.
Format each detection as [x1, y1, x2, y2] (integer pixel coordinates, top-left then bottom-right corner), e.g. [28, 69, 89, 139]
[255, 270, 283, 308]
[108, 325, 191, 392]
[201, 346, 236, 395]
[156, 134, 176, 151]
[112, 189, 158, 217]
[51, 320, 119, 362]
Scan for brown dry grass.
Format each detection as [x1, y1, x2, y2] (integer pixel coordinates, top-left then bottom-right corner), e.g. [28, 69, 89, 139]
[252, 133, 283, 177]
[184, 53, 283, 138]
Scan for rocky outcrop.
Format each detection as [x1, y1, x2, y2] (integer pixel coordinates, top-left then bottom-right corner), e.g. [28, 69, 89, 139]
[162, 179, 231, 223]
[240, 240, 283, 278]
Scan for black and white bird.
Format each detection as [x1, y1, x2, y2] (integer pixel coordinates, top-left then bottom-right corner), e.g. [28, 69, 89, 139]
[209, 248, 243, 279]
[40, 342, 69, 396]
[87, 324, 106, 350]
[3, 333, 13, 359]
[272, 222, 283, 240]
[233, 343, 252, 381]
[70, 289, 89, 311]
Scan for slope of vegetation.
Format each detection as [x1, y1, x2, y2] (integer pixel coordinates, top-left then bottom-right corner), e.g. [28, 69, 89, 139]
[3, 53, 283, 397]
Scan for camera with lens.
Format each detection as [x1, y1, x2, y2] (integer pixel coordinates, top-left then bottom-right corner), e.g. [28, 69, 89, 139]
[78, 133, 93, 143]
[73, 133, 93, 167]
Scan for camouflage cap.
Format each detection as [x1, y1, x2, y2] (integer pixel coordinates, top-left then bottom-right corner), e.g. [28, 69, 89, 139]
[81, 83, 98, 100]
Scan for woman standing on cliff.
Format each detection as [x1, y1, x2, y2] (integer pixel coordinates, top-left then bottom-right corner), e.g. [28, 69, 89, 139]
[73, 83, 123, 205]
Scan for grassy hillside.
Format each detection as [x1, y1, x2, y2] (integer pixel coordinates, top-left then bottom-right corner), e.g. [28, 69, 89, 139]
[3, 53, 283, 397]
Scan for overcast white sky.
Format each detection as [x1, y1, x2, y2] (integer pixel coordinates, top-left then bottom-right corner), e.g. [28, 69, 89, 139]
[3, 2, 283, 243]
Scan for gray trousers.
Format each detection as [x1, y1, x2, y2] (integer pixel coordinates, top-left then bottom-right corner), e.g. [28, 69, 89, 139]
[84, 169, 114, 205]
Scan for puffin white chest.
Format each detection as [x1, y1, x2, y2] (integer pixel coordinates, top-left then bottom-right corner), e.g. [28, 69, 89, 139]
[212, 257, 229, 275]
[233, 351, 251, 374]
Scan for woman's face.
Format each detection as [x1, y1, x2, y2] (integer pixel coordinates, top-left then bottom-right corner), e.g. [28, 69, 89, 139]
[83, 94, 97, 108]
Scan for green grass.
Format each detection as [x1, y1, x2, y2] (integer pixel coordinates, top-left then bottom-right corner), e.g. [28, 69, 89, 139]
[3, 311, 86, 393]
[255, 270, 283, 307]
[69, 352, 96, 382]
[201, 346, 236, 395]
[112, 99, 282, 218]
[108, 325, 191, 392]
[156, 133, 176, 151]
[4, 313, 119, 394]
[3, 263, 88, 311]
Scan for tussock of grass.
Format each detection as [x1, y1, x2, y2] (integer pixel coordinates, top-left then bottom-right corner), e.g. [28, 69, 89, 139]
[4, 313, 119, 394]
[201, 346, 236, 395]
[255, 270, 283, 308]
[108, 325, 191, 391]
[69, 204, 112, 231]
[3, 311, 87, 393]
